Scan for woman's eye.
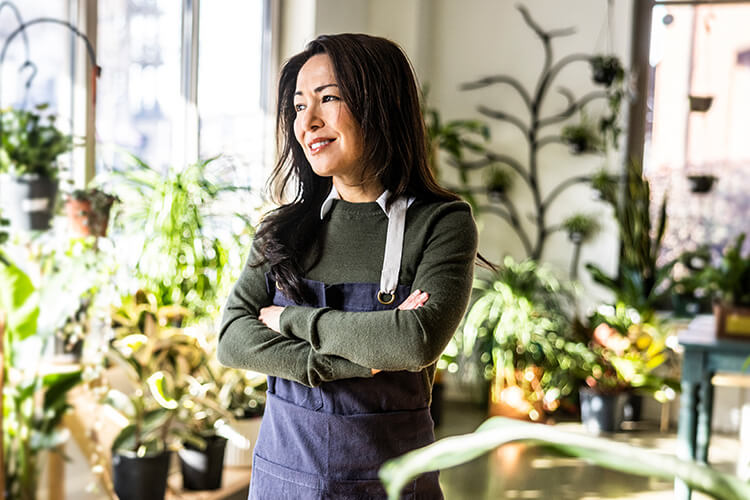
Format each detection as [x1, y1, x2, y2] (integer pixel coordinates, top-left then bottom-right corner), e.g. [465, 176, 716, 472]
[294, 103, 305, 112]
[322, 95, 340, 103]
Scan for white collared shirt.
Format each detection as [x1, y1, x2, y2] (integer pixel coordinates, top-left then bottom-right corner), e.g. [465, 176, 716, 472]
[319, 185, 414, 220]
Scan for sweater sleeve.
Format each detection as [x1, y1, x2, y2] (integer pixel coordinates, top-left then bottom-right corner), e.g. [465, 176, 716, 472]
[217, 239, 373, 387]
[278, 203, 478, 372]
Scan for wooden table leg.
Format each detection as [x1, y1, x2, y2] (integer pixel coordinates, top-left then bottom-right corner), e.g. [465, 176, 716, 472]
[696, 376, 714, 464]
[675, 380, 698, 500]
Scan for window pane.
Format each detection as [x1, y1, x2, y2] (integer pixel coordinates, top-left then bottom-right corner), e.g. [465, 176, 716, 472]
[198, 0, 268, 185]
[96, 0, 181, 171]
[646, 4, 750, 260]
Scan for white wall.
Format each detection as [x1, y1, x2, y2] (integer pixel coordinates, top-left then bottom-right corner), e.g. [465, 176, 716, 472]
[279, 0, 630, 305]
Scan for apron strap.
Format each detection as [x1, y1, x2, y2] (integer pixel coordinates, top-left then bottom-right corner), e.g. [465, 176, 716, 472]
[378, 196, 409, 304]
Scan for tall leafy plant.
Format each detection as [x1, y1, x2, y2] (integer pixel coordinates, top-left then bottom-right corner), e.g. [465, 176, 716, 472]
[0, 252, 82, 500]
[112, 156, 253, 319]
[587, 161, 671, 313]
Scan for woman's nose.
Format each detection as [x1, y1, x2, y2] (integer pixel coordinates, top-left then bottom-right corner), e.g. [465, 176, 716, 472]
[301, 105, 323, 131]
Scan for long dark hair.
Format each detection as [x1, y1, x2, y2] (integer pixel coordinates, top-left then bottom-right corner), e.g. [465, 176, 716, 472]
[254, 33, 460, 304]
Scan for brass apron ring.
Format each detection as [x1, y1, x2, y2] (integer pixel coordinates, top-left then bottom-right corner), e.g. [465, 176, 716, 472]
[377, 291, 396, 305]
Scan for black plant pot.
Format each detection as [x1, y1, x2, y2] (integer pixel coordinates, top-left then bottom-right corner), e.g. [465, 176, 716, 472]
[579, 387, 627, 434]
[179, 436, 227, 491]
[54, 334, 84, 361]
[112, 450, 171, 500]
[623, 392, 643, 422]
[0, 173, 59, 231]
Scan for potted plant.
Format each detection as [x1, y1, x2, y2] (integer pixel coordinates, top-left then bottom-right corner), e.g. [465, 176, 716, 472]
[1, 249, 83, 500]
[64, 187, 118, 237]
[561, 213, 599, 245]
[0, 105, 73, 231]
[686, 174, 717, 194]
[485, 167, 514, 202]
[688, 95, 713, 112]
[589, 55, 625, 87]
[458, 257, 595, 422]
[579, 304, 679, 433]
[104, 290, 196, 500]
[561, 114, 604, 154]
[671, 246, 712, 317]
[700, 233, 750, 338]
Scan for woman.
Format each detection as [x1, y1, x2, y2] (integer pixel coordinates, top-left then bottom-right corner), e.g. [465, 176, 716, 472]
[218, 33, 477, 499]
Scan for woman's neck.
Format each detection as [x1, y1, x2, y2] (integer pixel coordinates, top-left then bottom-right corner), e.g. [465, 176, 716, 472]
[333, 177, 383, 203]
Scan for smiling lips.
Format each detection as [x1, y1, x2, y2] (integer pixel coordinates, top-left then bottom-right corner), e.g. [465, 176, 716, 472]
[308, 138, 335, 154]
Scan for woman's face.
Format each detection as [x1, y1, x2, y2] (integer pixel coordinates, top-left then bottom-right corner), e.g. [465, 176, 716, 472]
[293, 54, 365, 182]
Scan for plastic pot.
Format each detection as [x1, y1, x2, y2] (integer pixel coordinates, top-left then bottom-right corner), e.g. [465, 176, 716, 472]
[179, 435, 227, 490]
[112, 450, 171, 500]
[579, 386, 627, 434]
[0, 173, 59, 231]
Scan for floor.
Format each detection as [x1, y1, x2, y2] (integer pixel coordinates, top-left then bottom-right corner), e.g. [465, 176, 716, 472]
[436, 402, 741, 500]
[45, 400, 742, 499]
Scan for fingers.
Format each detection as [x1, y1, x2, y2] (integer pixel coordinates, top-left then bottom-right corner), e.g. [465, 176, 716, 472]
[397, 289, 429, 310]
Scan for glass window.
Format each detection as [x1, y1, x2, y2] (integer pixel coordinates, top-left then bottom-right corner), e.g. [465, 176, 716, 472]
[96, 0, 181, 171]
[198, 0, 269, 186]
[645, 3, 750, 260]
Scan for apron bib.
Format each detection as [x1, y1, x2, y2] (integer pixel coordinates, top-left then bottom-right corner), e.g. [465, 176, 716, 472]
[249, 197, 443, 499]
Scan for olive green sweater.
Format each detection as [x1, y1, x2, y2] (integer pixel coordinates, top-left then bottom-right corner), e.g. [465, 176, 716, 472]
[217, 198, 478, 388]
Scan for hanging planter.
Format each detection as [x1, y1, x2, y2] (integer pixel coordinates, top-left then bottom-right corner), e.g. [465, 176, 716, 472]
[688, 95, 713, 112]
[0, 106, 72, 231]
[589, 55, 625, 88]
[686, 174, 717, 194]
[0, 173, 59, 231]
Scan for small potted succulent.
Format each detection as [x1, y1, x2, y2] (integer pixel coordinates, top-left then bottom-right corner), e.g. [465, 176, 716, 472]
[64, 187, 118, 237]
[562, 213, 599, 244]
[0, 104, 73, 230]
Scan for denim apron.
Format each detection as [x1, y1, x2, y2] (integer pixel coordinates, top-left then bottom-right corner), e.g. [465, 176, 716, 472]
[249, 197, 443, 499]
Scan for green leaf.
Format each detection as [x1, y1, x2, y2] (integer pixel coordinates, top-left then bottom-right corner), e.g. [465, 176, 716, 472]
[0, 259, 39, 345]
[379, 417, 750, 500]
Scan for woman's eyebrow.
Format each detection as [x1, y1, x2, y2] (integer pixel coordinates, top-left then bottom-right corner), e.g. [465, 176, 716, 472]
[294, 83, 339, 96]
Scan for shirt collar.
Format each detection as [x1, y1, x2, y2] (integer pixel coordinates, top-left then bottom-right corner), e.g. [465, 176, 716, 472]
[320, 185, 392, 219]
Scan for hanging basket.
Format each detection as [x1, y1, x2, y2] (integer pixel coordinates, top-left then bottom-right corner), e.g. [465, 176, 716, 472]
[688, 95, 713, 113]
[686, 174, 717, 194]
[0, 173, 59, 231]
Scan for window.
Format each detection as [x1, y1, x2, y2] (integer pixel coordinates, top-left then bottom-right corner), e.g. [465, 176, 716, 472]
[645, 2, 750, 260]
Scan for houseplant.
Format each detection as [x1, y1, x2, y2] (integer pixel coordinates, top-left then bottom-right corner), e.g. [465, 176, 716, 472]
[105, 290, 196, 500]
[561, 114, 604, 154]
[700, 233, 750, 338]
[111, 155, 253, 321]
[0, 105, 73, 230]
[1, 249, 82, 500]
[458, 257, 595, 421]
[64, 187, 118, 237]
[578, 304, 679, 433]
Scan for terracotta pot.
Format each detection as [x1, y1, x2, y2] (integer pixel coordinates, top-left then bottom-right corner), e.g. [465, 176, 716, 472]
[65, 197, 113, 237]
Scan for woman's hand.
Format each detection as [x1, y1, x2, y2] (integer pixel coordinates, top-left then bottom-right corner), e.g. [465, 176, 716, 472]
[373, 289, 429, 375]
[259, 305, 284, 333]
[398, 289, 429, 310]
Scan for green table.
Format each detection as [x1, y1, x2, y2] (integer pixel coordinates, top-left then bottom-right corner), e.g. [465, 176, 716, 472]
[676, 314, 750, 499]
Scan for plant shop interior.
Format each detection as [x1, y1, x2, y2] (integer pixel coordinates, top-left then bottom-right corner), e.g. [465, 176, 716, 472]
[2, 0, 750, 499]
